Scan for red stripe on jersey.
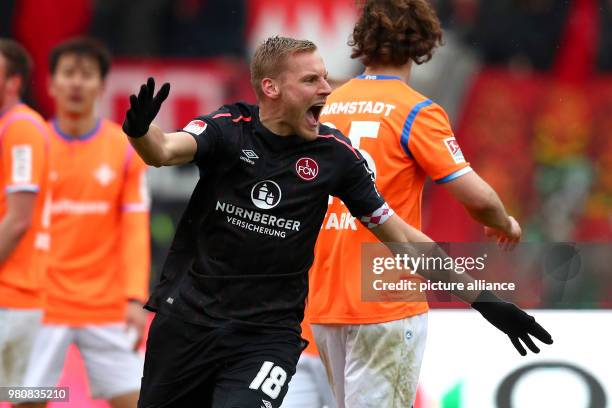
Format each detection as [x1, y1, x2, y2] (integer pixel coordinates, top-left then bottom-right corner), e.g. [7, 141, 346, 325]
[317, 134, 360, 159]
[211, 113, 252, 122]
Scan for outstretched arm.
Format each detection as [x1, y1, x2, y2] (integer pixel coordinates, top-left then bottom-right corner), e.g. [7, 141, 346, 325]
[369, 214, 481, 303]
[370, 214, 553, 356]
[123, 77, 197, 167]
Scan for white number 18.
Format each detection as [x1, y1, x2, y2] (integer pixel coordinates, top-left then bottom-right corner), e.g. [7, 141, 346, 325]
[249, 361, 287, 399]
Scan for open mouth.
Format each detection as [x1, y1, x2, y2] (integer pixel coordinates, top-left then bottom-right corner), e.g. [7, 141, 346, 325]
[306, 104, 324, 128]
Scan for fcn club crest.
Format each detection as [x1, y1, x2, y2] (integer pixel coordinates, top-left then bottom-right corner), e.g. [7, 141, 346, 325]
[295, 157, 319, 181]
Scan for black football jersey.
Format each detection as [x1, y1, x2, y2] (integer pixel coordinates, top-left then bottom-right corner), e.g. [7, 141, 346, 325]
[145, 102, 385, 333]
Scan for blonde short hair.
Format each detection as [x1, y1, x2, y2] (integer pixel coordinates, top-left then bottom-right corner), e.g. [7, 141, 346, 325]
[250, 36, 317, 99]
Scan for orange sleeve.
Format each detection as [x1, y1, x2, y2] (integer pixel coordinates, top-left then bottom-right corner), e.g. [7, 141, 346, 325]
[119, 146, 150, 303]
[405, 102, 472, 183]
[2, 118, 46, 194]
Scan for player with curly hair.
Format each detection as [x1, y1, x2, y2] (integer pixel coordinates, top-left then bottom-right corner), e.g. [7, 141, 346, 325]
[308, 1, 546, 407]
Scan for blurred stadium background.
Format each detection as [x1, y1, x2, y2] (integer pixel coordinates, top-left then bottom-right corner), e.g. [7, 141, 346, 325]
[2, 0, 611, 407]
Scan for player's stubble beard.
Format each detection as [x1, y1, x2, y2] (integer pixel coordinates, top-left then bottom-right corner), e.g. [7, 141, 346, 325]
[278, 91, 321, 141]
[296, 122, 319, 142]
[295, 105, 320, 142]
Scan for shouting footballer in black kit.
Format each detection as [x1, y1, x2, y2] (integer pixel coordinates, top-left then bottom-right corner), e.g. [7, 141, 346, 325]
[123, 37, 552, 408]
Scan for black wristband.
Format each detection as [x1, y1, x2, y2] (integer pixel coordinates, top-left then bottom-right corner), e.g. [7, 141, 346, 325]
[471, 289, 501, 309]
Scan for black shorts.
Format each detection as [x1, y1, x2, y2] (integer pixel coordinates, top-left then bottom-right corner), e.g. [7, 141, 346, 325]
[138, 313, 304, 408]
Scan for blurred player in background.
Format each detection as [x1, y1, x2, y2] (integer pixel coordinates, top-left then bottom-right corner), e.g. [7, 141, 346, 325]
[309, 1, 532, 407]
[20, 38, 150, 408]
[0, 39, 49, 388]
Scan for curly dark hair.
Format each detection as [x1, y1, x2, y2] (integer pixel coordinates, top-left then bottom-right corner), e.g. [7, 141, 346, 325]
[350, 0, 443, 67]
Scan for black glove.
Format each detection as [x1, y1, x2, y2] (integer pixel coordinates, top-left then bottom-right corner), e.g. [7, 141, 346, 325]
[471, 290, 553, 356]
[122, 77, 170, 138]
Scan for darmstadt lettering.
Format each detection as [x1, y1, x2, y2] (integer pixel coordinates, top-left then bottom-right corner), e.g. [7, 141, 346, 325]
[322, 101, 396, 117]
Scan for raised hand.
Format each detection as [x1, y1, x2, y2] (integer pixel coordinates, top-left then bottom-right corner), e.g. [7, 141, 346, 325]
[122, 77, 170, 138]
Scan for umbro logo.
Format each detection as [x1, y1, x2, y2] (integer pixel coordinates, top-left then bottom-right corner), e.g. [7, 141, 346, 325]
[241, 149, 259, 165]
[260, 400, 273, 408]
